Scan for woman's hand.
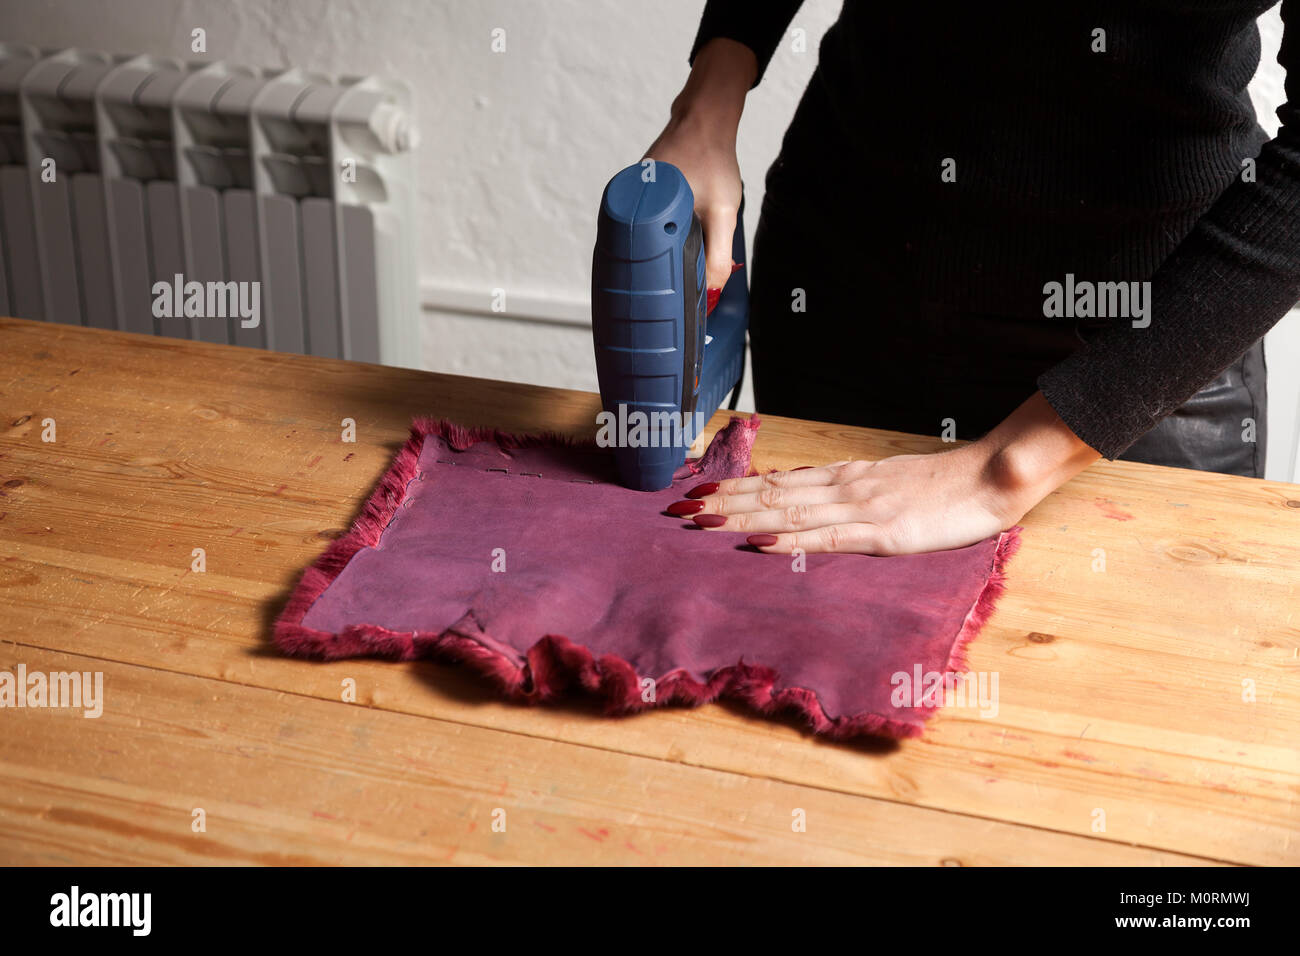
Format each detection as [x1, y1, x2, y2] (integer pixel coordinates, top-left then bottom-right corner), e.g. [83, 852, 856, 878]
[666, 393, 1102, 555]
[645, 38, 755, 296]
[670, 445, 1018, 555]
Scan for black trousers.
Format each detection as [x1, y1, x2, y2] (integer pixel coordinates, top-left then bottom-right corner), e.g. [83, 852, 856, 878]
[748, 79, 1268, 479]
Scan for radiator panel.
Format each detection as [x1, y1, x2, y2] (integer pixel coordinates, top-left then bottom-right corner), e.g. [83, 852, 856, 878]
[71, 172, 115, 329]
[182, 184, 230, 345]
[260, 194, 304, 355]
[0, 199, 8, 315]
[302, 196, 341, 359]
[223, 188, 265, 350]
[0, 164, 42, 320]
[33, 174, 82, 324]
[341, 203, 382, 365]
[0, 48, 418, 367]
[145, 180, 183, 337]
[109, 178, 157, 336]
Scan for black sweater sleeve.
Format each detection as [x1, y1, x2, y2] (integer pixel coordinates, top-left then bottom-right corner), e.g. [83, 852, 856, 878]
[1038, 0, 1300, 460]
[688, 0, 805, 86]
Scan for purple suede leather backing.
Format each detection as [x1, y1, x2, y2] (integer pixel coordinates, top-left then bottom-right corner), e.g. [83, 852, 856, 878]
[290, 418, 1013, 734]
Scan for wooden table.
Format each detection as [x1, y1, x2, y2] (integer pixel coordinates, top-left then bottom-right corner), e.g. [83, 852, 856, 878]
[0, 315, 1296, 866]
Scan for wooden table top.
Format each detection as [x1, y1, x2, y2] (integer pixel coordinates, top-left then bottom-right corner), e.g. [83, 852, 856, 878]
[1, 315, 1296, 866]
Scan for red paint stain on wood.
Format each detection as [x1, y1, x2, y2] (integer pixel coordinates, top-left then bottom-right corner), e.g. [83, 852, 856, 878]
[307, 456, 322, 467]
[467, 821, 477, 833]
[1063, 750, 1097, 763]
[1135, 767, 1169, 780]
[343, 453, 355, 461]
[311, 810, 338, 820]
[534, 821, 556, 833]
[577, 827, 608, 842]
[624, 841, 643, 855]
[273, 484, 287, 496]
[1094, 497, 1134, 521]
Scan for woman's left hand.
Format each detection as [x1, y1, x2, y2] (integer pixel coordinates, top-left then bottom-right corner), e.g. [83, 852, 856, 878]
[664, 393, 1103, 555]
[668, 444, 1018, 555]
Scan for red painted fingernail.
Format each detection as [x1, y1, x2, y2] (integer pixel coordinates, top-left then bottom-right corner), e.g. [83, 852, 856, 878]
[686, 482, 719, 499]
[666, 499, 704, 516]
[706, 287, 721, 315]
[748, 534, 778, 547]
[693, 514, 727, 528]
[730, 262, 744, 274]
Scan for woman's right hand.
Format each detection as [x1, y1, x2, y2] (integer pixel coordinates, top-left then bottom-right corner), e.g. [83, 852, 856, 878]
[644, 38, 756, 297]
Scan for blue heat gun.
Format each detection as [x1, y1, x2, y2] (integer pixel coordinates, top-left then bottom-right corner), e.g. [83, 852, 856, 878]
[591, 161, 748, 491]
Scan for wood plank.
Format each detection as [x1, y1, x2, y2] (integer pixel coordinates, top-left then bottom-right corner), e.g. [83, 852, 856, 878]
[2, 316, 1297, 865]
[0, 647, 1216, 866]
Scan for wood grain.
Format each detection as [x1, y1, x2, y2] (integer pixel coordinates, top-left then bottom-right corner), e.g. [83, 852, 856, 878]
[0, 646, 1216, 866]
[1, 316, 1296, 865]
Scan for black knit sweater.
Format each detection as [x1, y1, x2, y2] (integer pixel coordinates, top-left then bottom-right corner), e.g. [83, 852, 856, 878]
[690, 1, 1300, 459]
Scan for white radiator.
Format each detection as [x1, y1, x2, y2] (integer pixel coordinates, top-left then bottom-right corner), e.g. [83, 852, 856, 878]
[0, 44, 419, 365]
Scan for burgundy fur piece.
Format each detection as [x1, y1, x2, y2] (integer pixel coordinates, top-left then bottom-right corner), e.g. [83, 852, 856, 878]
[275, 416, 1021, 740]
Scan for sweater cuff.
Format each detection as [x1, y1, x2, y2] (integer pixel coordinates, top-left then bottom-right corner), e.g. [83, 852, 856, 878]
[688, 0, 801, 87]
[1037, 342, 1155, 461]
